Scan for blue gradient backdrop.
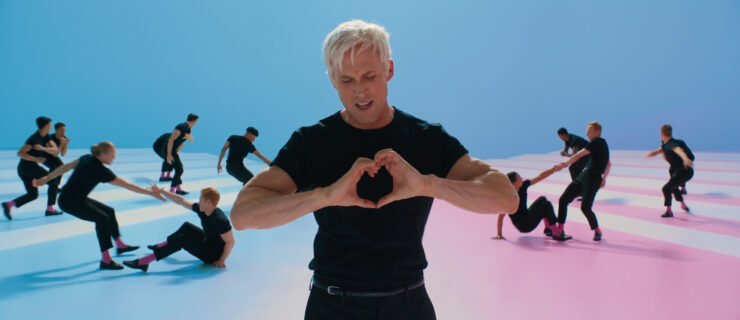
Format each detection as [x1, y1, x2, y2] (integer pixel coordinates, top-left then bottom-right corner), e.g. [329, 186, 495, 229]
[1, 1, 738, 160]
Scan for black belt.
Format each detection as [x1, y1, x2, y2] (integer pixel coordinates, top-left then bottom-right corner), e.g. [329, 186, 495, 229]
[310, 277, 425, 298]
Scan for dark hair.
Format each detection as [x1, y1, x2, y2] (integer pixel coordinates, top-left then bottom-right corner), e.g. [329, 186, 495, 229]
[187, 113, 199, 122]
[91, 141, 114, 156]
[54, 122, 66, 129]
[246, 127, 259, 137]
[506, 171, 518, 183]
[557, 127, 568, 135]
[36, 116, 52, 129]
[661, 124, 672, 137]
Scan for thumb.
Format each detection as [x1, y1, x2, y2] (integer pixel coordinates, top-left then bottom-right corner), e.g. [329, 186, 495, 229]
[376, 193, 401, 209]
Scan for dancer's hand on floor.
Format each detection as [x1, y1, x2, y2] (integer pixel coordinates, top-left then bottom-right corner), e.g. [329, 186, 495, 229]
[492, 235, 505, 240]
[212, 259, 226, 268]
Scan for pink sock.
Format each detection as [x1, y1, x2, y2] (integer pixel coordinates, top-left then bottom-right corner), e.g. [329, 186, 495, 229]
[157, 241, 167, 248]
[160, 172, 166, 178]
[114, 237, 128, 248]
[176, 185, 182, 192]
[7, 201, 15, 208]
[139, 254, 156, 265]
[594, 227, 602, 234]
[47, 206, 55, 212]
[166, 171, 172, 178]
[101, 250, 112, 263]
[170, 186, 176, 193]
[558, 223, 564, 233]
[666, 206, 672, 213]
[681, 202, 688, 209]
[543, 219, 551, 230]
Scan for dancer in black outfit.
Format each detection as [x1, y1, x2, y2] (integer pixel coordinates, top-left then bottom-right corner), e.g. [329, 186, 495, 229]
[494, 166, 572, 241]
[217, 127, 271, 185]
[153, 113, 198, 195]
[645, 124, 694, 217]
[2, 117, 63, 220]
[124, 187, 235, 272]
[51, 122, 71, 157]
[34, 142, 165, 269]
[557, 127, 590, 181]
[554, 122, 611, 241]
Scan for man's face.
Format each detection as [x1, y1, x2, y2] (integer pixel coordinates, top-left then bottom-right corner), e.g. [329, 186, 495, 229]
[57, 126, 66, 137]
[586, 125, 599, 141]
[40, 123, 51, 135]
[558, 133, 568, 142]
[188, 120, 197, 128]
[199, 196, 214, 213]
[330, 47, 394, 130]
[101, 147, 116, 165]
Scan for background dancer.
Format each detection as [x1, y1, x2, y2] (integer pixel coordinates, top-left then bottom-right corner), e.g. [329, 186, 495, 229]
[217, 127, 271, 185]
[645, 124, 694, 217]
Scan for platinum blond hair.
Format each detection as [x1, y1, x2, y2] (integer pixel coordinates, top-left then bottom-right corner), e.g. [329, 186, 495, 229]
[323, 20, 391, 77]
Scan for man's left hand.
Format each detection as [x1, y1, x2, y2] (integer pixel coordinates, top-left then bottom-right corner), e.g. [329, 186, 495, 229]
[373, 149, 429, 208]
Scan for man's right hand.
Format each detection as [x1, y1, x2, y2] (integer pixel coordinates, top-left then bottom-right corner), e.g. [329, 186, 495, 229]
[35, 156, 45, 163]
[217, 164, 223, 174]
[166, 154, 173, 165]
[322, 157, 380, 209]
[560, 151, 568, 157]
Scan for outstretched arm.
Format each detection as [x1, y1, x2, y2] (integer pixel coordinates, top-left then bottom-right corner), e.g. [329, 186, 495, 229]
[109, 177, 165, 201]
[217, 141, 230, 173]
[153, 185, 194, 209]
[530, 165, 558, 186]
[253, 150, 271, 165]
[555, 149, 591, 171]
[645, 148, 662, 158]
[212, 231, 235, 268]
[375, 150, 519, 214]
[33, 159, 79, 187]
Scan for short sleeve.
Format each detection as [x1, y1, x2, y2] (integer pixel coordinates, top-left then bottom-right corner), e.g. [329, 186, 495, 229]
[214, 211, 233, 235]
[247, 142, 256, 154]
[522, 179, 532, 191]
[271, 129, 311, 190]
[586, 139, 600, 153]
[436, 125, 468, 178]
[176, 123, 190, 135]
[192, 202, 200, 213]
[99, 166, 116, 183]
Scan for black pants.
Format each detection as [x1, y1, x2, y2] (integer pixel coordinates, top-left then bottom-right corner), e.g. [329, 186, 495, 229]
[153, 141, 184, 187]
[153, 222, 222, 263]
[513, 196, 557, 233]
[668, 167, 687, 188]
[569, 156, 589, 181]
[13, 162, 60, 208]
[58, 193, 120, 252]
[305, 284, 436, 320]
[558, 171, 602, 230]
[663, 167, 694, 206]
[226, 162, 254, 185]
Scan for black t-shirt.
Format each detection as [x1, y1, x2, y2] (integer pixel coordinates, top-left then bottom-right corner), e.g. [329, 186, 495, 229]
[566, 134, 588, 151]
[509, 179, 532, 227]
[61, 154, 116, 198]
[584, 137, 609, 175]
[662, 138, 694, 170]
[226, 135, 256, 164]
[272, 108, 468, 290]
[21, 132, 53, 165]
[192, 203, 232, 245]
[50, 134, 67, 150]
[173, 122, 191, 149]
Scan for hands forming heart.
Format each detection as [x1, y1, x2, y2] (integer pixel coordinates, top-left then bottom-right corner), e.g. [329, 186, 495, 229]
[323, 149, 428, 209]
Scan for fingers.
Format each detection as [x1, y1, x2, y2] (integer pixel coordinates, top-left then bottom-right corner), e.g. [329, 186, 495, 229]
[376, 193, 402, 209]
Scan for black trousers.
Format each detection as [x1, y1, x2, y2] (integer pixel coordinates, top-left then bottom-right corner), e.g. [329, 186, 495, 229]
[558, 171, 602, 230]
[569, 156, 589, 181]
[513, 196, 557, 233]
[58, 193, 120, 252]
[153, 141, 184, 187]
[668, 167, 687, 188]
[663, 167, 694, 206]
[153, 222, 222, 263]
[305, 284, 436, 320]
[13, 162, 60, 207]
[226, 162, 254, 185]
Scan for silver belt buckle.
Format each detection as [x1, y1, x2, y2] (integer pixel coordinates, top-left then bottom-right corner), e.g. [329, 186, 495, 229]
[327, 285, 342, 296]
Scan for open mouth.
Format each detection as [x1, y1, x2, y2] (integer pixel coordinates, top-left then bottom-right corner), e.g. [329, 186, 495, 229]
[355, 100, 373, 110]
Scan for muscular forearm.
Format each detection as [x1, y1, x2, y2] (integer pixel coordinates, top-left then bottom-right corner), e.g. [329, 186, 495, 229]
[497, 214, 505, 236]
[219, 241, 234, 262]
[39, 161, 77, 184]
[422, 171, 518, 214]
[231, 187, 327, 230]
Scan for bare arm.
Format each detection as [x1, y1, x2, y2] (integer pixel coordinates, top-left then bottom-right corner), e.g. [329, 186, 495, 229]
[231, 157, 379, 230]
[376, 150, 519, 214]
[213, 231, 235, 268]
[109, 177, 165, 201]
[34, 159, 79, 186]
[166, 129, 181, 159]
[35, 140, 60, 157]
[217, 141, 230, 173]
[672, 147, 693, 168]
[155, 186, 194, 209]
[556, 148, 591, 170]
[17, 144, 45, 163]
[645, 148, 662, 158]
[493, 214, 506, 239]
[253, 149, 271, 165]
[59, 137, 69, 156]
[530, 165, 557, 186]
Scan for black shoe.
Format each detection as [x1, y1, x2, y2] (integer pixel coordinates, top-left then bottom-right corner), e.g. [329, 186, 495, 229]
[681, 204, 691, 213]
[661, 211, 673, 218]
[2, 202, 11, 220]
[159, 177, 173, 182]
[45, 210, 63, 216]
[147, 244, 158, 251]
[553, 232, 573, 242]
[544, 228, 553, 236]
[175, 190, 189, 195]
[123, 259, 149, 272]
[100, 260, 124, 270]
[593, 232, 602, 241]
[116, 245, 140, 255]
